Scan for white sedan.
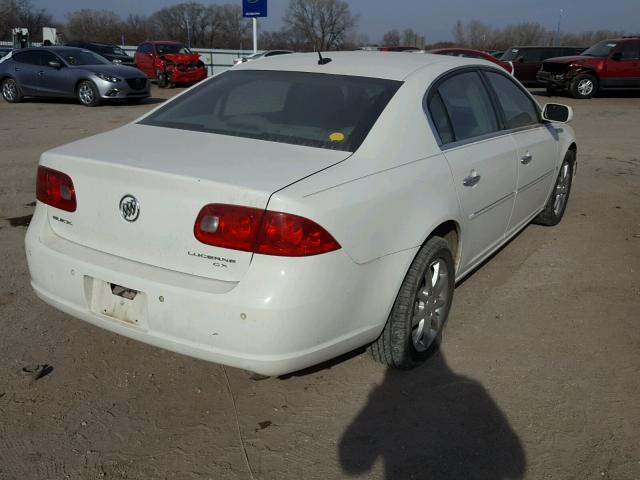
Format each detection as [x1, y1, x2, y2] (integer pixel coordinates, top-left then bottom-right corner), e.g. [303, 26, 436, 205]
[25, 52, 576, 375]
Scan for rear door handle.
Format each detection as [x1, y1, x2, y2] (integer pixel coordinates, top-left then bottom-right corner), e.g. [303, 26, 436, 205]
[463, 171, 481, 187]
[521, 152, 533, 164]
[37, 70, 44, 76]
[14, 67, 20, 72]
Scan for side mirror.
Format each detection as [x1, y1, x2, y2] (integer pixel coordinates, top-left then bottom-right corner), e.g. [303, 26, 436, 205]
[611, 52, 622, 61]
[517, 56, 524, 63]
[48, 60, 61, 69]
[542, 103, 573, 123]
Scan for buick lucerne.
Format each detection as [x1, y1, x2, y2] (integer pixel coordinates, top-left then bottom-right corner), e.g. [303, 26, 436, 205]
[25, 52, 577, 375]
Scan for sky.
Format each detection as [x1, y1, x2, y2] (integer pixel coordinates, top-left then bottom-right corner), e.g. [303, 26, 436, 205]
[32, 0, 640, 43]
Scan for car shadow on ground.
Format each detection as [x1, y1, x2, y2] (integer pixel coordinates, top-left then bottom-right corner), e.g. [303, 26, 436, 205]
[338, 349, 526, 480]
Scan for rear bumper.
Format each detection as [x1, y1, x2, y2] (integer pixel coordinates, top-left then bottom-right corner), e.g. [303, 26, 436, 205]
[25, 204, 414, 375]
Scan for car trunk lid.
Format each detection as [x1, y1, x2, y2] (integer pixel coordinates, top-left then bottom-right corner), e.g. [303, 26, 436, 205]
[41, 124, 349, 282]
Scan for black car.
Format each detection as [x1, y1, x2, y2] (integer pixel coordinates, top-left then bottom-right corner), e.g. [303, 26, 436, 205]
[0, 47, 12, 59]
[501, 46, 586, 85]
[65, 41, 135, 66]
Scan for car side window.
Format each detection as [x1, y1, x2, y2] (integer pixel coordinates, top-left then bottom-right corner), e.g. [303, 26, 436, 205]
[12, 51, 40, 65]
[428, 92, 454, 144]
[619, 42, 640, 60]
[40, 51, 60, 67]
[430, 71, 500, 144]
[520, 49, 541, 62]
[484, 71, 540, 129]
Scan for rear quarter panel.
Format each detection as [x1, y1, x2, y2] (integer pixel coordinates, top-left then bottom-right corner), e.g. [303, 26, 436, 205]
[268, 65, 463, 266]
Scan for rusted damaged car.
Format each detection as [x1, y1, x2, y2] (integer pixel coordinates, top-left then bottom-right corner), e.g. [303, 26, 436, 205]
[134, 41, 207, 88]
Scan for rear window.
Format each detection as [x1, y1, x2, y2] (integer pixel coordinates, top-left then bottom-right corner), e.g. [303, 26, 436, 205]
[140, 70, 402, 152]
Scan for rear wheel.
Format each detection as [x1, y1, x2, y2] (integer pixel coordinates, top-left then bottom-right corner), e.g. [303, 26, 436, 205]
[1, 78, 23, 103]
[533, 150, 575, 226]
[368, 236, 455, 369]
[570, 74, 597, 99]
[76, 80, 100, 106]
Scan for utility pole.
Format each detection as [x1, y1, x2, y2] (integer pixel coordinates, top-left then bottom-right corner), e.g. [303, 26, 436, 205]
[555, 9, 564, 46]
[253, 17, 258, 53]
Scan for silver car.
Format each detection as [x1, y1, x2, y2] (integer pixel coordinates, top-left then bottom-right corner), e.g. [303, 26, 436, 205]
[0, 47, 150, 106]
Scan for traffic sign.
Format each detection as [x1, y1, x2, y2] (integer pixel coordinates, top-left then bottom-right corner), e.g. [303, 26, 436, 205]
[243, 0, 267, 18]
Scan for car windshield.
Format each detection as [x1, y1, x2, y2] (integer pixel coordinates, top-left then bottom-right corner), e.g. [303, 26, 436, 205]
[58, 49, 110, 65]
[156, 44, 191, 55]
[140, 70, 402, 152]
[97, 45, 127, 56]
[582, 41, 617, 57]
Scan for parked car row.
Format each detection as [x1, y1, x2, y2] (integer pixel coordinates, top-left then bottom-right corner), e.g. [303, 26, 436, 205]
[0, 39, 212, 105]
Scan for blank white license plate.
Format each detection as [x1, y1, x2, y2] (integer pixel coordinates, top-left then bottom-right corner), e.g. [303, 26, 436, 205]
[88, 278, 148, 327]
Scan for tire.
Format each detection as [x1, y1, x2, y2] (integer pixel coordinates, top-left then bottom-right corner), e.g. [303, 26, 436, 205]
[368, 236, 455, 369]
[1, 77, 23, 103]
[533, 150, 575, 226]
[156, 69, 168, 88]
[76, 80, 100, 106]
[569, 73, 597, 99]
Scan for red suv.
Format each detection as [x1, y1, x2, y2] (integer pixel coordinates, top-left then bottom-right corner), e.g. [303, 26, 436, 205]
[134, 41, 207, 88]
[537, 37, 640, 98]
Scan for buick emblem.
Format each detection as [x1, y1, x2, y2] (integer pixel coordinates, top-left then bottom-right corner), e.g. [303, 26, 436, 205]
[119, 194, 140, 222]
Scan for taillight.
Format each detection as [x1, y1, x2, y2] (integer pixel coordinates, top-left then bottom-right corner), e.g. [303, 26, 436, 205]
[194, 204, 340, 257]
[36, 166, 77, 212]
[194, 204, 263, 252]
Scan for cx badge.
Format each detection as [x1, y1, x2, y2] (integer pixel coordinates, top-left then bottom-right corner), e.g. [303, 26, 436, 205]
[119, 194, 140, 222]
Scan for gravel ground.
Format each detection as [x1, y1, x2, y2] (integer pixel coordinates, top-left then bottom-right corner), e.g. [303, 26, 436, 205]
[0, 86, 639, 480]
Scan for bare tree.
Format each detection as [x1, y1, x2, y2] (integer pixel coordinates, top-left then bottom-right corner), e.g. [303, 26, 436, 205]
[283, 0, 358, 51]
[402, 28, 424, 48]
[0, 0, 53, 42]
[121, 14, 152, 46]
[214, 4, 251, 49]
[65, 9, 122, 44]
[149, 2, 212, 48]
[382, 29, 400, 47]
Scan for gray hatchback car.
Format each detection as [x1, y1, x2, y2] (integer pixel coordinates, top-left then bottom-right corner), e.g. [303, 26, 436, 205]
[0, 47, 150, 106]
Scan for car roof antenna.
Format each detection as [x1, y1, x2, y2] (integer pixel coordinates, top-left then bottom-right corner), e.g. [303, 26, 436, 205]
[317, 50, 332, 65]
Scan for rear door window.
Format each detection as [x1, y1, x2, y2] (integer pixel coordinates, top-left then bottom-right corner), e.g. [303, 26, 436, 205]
[619, 42, 640, 60]
[431, 71, 500, 143]
[484, 71, 540, 129]
[12, 51, 40, 65]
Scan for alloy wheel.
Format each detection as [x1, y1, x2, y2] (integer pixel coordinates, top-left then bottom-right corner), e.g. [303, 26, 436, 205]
[78, 83, 94, 105]
[553, 162, 571, 216]
[577, 79, 593, 97]
[411, 258, 450, 352]
[2, 79, 17, 101]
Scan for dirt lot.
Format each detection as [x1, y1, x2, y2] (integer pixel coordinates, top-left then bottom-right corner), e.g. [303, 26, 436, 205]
[0, 85, 639, 480]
